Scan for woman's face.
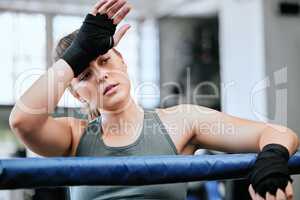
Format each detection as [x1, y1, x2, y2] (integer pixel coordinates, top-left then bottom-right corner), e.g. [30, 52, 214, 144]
[70, 49, 131, 112]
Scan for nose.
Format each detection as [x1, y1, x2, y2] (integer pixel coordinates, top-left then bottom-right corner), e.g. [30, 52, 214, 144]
[95, 68, 109, 83]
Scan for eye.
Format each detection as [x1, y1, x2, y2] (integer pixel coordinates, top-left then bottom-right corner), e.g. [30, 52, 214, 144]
[101, 58, 110, 65]
[79, 70, 91, 81]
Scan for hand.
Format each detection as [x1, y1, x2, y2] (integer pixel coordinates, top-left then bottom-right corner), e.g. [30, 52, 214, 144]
[248, 144, 293, 200]
[62, 0, 132, 77]
[248, 182, 293, 200]
[90, 0, 132, 46]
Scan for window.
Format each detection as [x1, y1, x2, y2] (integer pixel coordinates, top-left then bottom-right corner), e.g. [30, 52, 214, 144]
[53, 15, 83, 44]
[0, 12, 140, 109]
[0, 12, 46, 105]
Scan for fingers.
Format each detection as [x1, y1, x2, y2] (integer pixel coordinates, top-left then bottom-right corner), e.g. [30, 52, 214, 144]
[90, 0, 108, 16]
[256, 194, 264, 200]
[248, 182, 294, 200]
[276, 189, 286, 200]
[249, 185, 257, 200]
[90, 0, 132, 25]
[113, 24, 131, 46]
[107, 0, 126, 18]
[98, 0, 118, 14]
[113, 4, 131, 25]
[285, 181, 293, 200]
[266, 192, 276, 200]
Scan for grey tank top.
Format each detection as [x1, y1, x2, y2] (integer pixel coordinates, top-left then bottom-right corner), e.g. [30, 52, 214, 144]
[69, 109, 187, 200]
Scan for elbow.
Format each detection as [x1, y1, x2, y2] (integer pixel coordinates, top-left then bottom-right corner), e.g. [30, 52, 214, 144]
[9, 109, 39, 135]
[9, 112, 28, 134]
[9, 110, 21, 131]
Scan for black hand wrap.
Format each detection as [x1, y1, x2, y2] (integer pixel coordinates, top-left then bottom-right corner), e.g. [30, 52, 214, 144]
[62, 13, 116, 77]
[249, 144, 292, 198]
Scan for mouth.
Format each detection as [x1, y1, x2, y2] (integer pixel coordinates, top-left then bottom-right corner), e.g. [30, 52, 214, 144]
[103, 83, 120, 95]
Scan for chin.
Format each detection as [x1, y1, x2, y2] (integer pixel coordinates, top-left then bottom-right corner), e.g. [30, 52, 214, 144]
[100, 90, 130, 112]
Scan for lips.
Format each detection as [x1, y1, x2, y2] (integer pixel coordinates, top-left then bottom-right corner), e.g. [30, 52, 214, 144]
[103, 83, 119, 95]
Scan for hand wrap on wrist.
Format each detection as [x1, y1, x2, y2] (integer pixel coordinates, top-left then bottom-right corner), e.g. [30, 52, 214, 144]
[249, 144, 292, 198]
[62, 13, 116, 77]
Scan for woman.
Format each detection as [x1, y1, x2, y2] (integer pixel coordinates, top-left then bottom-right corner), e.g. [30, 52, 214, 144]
[9, 0, 299, 200]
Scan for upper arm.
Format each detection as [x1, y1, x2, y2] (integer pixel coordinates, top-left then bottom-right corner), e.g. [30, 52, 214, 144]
[13, 116, 84, 157]
[186, 105, 269, 153]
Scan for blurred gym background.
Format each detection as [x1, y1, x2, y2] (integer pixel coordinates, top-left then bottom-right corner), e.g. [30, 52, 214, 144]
[0, 0, 300, 199]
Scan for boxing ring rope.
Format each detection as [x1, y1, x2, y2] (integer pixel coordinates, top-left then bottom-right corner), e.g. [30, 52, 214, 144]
[0, 152, 300, 189]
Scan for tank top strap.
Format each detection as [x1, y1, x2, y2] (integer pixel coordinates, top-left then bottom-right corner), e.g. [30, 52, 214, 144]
[88, 116, 102, 133]
[142, 109, 179, 155]
[75, 117, 101, 156]
[143, 108, 155, 120]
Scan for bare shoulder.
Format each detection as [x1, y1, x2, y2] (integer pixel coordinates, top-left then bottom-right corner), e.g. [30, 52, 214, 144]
[156, 104, 214, 119]
[55, 117, 88, 156]
[155, 104, 199, 154]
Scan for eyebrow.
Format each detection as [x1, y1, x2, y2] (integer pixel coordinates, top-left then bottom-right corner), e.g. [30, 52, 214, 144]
[98, 54, 111, 60]
[100, 55, 111, 60]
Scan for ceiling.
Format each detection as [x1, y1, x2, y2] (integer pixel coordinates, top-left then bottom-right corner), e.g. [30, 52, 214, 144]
[0, 0, 189, 18]
[0, 0, 218, 18]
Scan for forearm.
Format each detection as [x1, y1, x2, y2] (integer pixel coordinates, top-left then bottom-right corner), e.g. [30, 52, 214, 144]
[258, 124, 300, 156]
[10, 59, 74, 131]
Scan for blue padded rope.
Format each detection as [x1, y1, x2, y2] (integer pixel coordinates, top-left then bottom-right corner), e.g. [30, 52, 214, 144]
[0, 152, 299, 189]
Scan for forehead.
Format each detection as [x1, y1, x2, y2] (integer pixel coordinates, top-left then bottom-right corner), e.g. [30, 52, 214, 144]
[98, 49, 120, 60]
[97, 51, 112, 60]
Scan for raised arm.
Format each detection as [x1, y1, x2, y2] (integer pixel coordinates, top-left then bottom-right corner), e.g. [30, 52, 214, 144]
[9, 0, 132, 157]
[9, 59, 76, 156]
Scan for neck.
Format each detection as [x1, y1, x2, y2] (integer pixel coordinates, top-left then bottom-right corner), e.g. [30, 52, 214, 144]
[100, 97, 144, 137]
